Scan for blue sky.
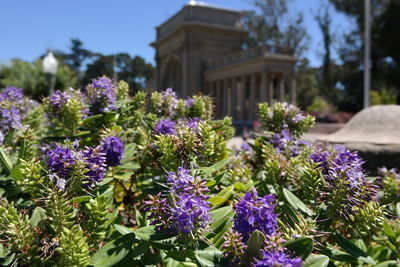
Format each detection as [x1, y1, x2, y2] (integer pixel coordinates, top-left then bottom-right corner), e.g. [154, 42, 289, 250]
[0, 0, 354, 67]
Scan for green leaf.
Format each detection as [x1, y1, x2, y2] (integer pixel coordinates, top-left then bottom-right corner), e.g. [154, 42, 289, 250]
[194, 246, 223, 267]
[209, 185, 233, 209]
[117, 162, 140, 170]
[0, 243, 8, 258]
[375, 260, 398, 267]
[121, 143, 136, 164]
[331, 233, 368, 259]
[134, 225, 176, 241]
[30, 207, 47, 227]
[396, 202, 400, 218]
[90, 233, 135, 267]
[246, 230, 266, 258]
[303, 254, 329, 267]
[234, 182, 246, 192]
[82, 114, 103, 124]
[199, 157, 230, 175]
[70, 196, 91, 203]
[72, 131, 91, 137]
[383, 222, 396, 243]
[0, 147, 13, 173]
[285, 237, 313, 260]
[283, 188, 314, 216]
[10, 164, 23, 180]
[114, 224, 134, 235]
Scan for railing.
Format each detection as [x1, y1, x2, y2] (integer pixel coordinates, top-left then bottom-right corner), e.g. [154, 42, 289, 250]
[205, 45, 294, 70]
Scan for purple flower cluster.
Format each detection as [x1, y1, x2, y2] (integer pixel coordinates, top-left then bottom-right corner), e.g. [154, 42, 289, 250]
[185, 97, 194, 108]
[186, 117, 201, 131]
[46, 145, 76, 190]
[146, 167, 211, 235]
[82, 146, 107, 183]
[253, 250, 302, 267]
[49, 90, 71, 109]
[100, 136, 124, 166]
[0, 106, 22, 131]
[234, 189, 277, 241]
[241, 141, 251, 152]
[86, 76, 117, 113]
[310, 145, 366, 188]
[154, 119, 177, 135]
[0, 86, 24, 104]
[46, 143, 110, 190]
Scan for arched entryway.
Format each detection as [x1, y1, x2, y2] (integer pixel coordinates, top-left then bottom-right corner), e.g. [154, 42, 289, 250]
[162, 58, 183, 96]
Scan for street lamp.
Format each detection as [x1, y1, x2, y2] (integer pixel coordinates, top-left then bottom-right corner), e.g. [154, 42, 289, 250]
[42, 51, 58, 96]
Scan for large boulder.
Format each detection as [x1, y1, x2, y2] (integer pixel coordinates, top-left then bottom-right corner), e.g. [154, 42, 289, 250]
[325, 105, 400, 145]
[323, 105, 400, 172]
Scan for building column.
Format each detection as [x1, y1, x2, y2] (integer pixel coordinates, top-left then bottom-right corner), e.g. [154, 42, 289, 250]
[250, 73, 256, 121]
[227, 79, 232, 117]
[222, 79, 227, 117]
[239, 75, 246, 120]
[268, 74, 274, 104]
[288, 73, 296, 105]
[233, 77, 238, 119]
[260, 71, 268, 103]
[279, 75, 285, 102]
[216, 80, 222, 118]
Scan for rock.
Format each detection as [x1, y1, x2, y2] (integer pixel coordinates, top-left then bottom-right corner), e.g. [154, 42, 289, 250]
[324, 105, 400, 145]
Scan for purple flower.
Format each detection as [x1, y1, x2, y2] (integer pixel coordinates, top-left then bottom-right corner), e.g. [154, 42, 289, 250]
[170, 193, 211, 234]
[86, 76, 117, 113]
[167, 167, 209, 199]
[253, 250, 302, 267]
[234, 189, 277, 241]
[154, 119, 177, 135]
[56, 178, 67, 191]
[0, 131, 4, 144]
[146, 168, 211, 235]
[187, 117, 201, 130]
[241, 142, 251, 151]
[0, 86, 24, 103]
[100, 136, 124, 166]
[185, 97, 194, 108]
[46, 145, 76, 180]
[158, 88, 178, 117]
[145, 193, 172, 227]
[82, 146, 107, 183]
[0, 106, 22, 131]
[49, 90, 70, 109]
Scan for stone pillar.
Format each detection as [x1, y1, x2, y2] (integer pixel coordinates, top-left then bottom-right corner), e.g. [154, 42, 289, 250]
[227, 79, 232, 117]
[238, 76, 245, 120]
[250, 73, 256, 121]
[279, 75, 285, 102]
[233, 77, 239, 119]
[288, 74, 296, 105]
[223, 79, 228, 117]
[216, 80, 222, 118]
[260, 71, 268, 103]
[268, 74, 274, 104]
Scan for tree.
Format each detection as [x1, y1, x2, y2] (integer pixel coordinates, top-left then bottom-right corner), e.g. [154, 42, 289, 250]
[314, 1, 335, 100]
[83, 53, 154, 92]
[328, 0, 397, 111]
[0, 59, 77, 100]
[241, 0, 310, 58]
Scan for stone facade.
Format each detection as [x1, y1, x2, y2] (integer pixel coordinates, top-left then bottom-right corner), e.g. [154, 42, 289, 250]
[151, 1, 296, 124]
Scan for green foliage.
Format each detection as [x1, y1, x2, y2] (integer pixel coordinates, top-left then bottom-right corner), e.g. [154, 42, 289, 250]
[58, 225, 91, 266]
[0, 59, 77, 100]
[307, 96, 336, 113]
[371, 89, 397, 106]
[0, 198, 38, 265]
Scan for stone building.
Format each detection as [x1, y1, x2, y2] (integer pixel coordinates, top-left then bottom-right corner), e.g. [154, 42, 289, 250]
[151, 1, 296, 124]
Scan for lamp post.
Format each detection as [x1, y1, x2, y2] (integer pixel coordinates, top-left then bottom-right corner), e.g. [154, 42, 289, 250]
[42, 51, 58, 96]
